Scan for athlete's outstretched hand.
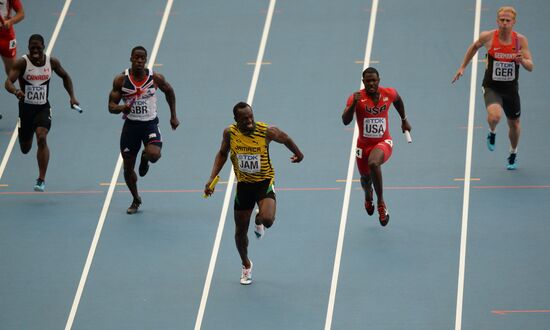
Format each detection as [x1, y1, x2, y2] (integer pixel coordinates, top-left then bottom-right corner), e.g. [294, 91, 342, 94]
[452, 68, 464, 83]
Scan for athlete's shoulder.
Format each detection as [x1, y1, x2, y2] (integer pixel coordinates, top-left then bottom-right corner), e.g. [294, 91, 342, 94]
[379, 86, 397, 98]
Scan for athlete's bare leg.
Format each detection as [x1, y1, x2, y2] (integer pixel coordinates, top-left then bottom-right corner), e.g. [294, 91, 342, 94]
[35, 127, 49, 180]
[486, 103, 503, 132]
[368, 148, 386, 205]
[256, 197, 275, 228]
[122, 155, 140, 201]
[234, 209, 253, 268]
[2, 56, 15, 76]
[507, 117, 521, 150]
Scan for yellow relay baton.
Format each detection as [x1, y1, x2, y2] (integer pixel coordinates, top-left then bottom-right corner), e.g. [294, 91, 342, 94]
[203, 175, 220, 198]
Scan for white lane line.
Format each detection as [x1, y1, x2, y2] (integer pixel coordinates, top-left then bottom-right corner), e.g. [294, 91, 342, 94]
[0, 0, 74, 181]
[455, 1, 482, 330]
[63, 1, 174, 329]
[193, 1, 277, 329]
[324, 1, 379, 329]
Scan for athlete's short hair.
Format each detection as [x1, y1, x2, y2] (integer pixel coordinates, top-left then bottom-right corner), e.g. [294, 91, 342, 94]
[233, 101, 251, 116]
[29, 34, 45, 46]
[497, 6, 516, 19]
[362, 67, 379, 78]
[131, 46, 148, 57]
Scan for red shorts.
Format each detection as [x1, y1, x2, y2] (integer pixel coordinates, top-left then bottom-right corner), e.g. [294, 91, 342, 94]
[0, 36, 17, 58]
[355, 139, 393, 176]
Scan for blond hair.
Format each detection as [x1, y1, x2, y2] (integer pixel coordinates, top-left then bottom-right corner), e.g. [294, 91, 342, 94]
[497, 6, 517, 19]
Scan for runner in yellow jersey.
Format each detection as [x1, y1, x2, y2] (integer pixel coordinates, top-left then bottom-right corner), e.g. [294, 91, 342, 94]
[204, 102, 303, 285]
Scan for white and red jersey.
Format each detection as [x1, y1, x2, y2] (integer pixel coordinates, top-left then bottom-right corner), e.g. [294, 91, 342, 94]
[0, 0, 22, 39]
[346, 86, 398, 147]
[20, 54, 52, 107]
[121, 68, 158, 121]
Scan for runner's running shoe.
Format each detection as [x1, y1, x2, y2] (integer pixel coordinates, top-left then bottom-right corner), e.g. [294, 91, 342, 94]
[127, 197, 142, 214]
[254, 224, 265, 239]
[33, 178, 45, 192]
[507, 153, 517, 170]
[240, 261, 253, 285]
[378, 202, 389, 226]
[487, 132, 496, 151]
[138, 152, 149, 177]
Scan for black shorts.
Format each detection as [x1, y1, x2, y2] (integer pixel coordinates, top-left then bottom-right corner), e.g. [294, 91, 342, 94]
[482, 86, 521, 119]
[18, 103, 51, 142]
[120, 117, 162, 157]
[234, 179, 276, 211]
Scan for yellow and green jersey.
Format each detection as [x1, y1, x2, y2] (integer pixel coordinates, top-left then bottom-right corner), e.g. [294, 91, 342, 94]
[229, 122, 275, 183]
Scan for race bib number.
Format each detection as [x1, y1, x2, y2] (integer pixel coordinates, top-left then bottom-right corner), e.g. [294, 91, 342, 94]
[9, 39, 16, 50]
[356, 147, 363, 159]
[492, 61, 515, 81]
[237, 154, 261, 173]
[24, 85, 47, 105]
[363, 117, 386, 138]
[131, 99, 149, 115]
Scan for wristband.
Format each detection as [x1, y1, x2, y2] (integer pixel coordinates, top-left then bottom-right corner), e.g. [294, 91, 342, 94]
[401, 116, 407, 121]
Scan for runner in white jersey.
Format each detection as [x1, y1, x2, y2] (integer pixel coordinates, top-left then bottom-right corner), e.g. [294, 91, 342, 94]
[108, 46, 179, 214]
[5, 34, 79, 192]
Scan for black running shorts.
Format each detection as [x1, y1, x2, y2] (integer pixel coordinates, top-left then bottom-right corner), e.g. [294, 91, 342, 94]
[234, 179, 276, 211]
[18, 103, 51, 142]
[120, 117, 163, 157]
[482, 86, 521, 119]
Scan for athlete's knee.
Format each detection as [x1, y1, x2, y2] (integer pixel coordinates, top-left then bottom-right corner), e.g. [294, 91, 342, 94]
[360, 175, 372, 186]
[368, 159, 382, 170]
[147, 149, 161, 163]
[508, 118, 520, 130]
[19, 142, 31, 154]
[35, 134, 48, 148]
[259, 215, 275, 228]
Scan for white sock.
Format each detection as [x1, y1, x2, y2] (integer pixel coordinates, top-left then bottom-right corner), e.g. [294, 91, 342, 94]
[510, 147, 517, 154]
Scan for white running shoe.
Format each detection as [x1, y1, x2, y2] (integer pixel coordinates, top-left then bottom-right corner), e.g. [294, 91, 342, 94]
[254, 224, 265, 239]
[240, 261, 253, 285]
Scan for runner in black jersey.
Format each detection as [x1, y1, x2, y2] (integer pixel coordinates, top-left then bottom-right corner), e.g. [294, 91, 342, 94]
[108, 46, 179, 214]
[453, 6, 533, 170]
[5, 34, 79, 191]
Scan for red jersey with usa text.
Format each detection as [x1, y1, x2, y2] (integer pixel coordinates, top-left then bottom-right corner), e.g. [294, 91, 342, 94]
[346, 86, 397, 147]
[0, 0, 23, 39]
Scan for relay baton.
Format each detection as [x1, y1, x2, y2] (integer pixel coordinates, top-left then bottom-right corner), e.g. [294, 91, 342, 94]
[71, 104, 83, 113]
[203, 175, 220, 198]
[404, 130, 412, 143]
[122, 99, 135, 119]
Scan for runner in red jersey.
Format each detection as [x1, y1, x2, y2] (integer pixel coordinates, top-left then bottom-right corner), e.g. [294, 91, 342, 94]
[0, 0, 24, 120]
[342, 67, 411, 226]
[0, 0, 24, 74]
[453, 6, 533, 170]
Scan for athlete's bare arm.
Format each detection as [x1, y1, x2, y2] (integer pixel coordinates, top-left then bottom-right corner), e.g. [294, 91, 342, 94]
[452, 30, 493, 83]
[4, 57, 25, 99]
[50, 57, 78, 107]
[153, 72, 179, 130]
[392, 93, 411, 133]
[516, 33, 533, 72]
[266, 126, 304, 163]
[1, 3, 24, 29]
[204, 128, 231, 196]
[342, 92, 361, 125]
[108, 74, 131, 115]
